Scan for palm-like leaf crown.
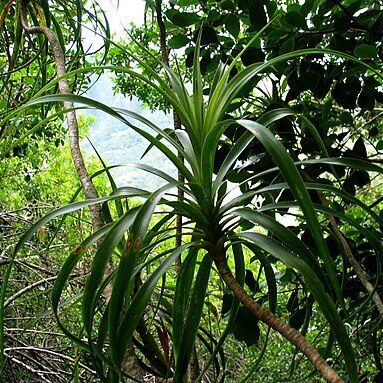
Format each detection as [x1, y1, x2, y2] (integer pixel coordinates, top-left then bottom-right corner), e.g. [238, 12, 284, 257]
[3, 19, 383, 383]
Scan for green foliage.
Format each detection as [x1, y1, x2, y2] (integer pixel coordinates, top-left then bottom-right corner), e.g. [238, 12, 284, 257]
[9, 35, 382, 383]
[108, 26, 172, 112]
[1, 1, 383, 383]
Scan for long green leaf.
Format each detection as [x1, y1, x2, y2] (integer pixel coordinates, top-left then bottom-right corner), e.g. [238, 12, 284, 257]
[82, 208, 139, 342]
[238, 232, 358, 383]
[197, 242, 244, 381]
[115, 244, 193, 368]
[172, 247, 199, 359]
[108, 183, 176, 366]
[173, 254, 213, 383]
[14, 188, 148, 256]
[192, 29, 205, 138]
[51, 224, 113, 349]
[212, 48, 383, 126]
[242, 241, 278, 313]
[214, 108, 294, 197]
[238, 120, 343, 306]
[232, 208, 323, 277]
[23, 94, 195, 182]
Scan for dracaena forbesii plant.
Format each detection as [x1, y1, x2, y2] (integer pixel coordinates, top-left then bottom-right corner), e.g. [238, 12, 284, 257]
[7, 26, 383, 383]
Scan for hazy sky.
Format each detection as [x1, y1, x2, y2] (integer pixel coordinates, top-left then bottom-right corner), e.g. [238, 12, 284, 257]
[82, 0, 145, 53]
[83, 1, 174, 189]
[104, 0, 145, 33]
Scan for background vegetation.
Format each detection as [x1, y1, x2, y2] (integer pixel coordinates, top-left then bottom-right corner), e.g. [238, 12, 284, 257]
[0, 0, 382, 382]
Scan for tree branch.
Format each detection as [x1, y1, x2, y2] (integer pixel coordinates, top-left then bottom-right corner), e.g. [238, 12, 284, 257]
[19, 2, 144, 381]
[20, 0, 104, 233]
[211, 242, 345, 383]
[302, 173, 383, 315]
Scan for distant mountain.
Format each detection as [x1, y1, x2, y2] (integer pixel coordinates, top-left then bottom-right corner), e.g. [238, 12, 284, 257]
[82, 73, 175, 190]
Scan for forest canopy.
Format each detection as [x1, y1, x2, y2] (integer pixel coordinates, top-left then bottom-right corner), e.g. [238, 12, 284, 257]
[0, 1, 382, 383]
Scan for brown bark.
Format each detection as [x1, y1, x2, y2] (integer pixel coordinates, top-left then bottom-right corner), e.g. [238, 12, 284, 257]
[210, 241, 345, 383]
[187, 347, 200, 383]
[20, 0, 103, 233]
[20, 1, 144, 381]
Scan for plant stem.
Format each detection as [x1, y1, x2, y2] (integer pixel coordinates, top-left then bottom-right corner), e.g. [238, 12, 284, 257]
[211, 243, 345, 383]
[20, 0, 103, 233]
[19, 2, 144, 381]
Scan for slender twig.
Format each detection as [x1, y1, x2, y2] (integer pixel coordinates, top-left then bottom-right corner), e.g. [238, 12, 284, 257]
[3, 272, 86, 309]
[4, 347, 96, 374]
[4, 353, 53, 383]
[6, 328, 64, 337]
[302, 172, 383, 315]
[329, 0, 383, 37]
[4, 276, 57, 308]
[369, 195, 383, 209]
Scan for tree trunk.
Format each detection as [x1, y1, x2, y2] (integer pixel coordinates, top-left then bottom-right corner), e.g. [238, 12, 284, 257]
[20, 1, 144, 381]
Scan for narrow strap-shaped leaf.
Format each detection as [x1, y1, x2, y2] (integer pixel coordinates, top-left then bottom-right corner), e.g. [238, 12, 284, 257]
[87, 138, 125, 218]
[163, 66, 197, 135]
[238, 232, 358, 383]
[0, 188, 144, 376]
[251, 157, 381, 192]
[172, 246, 199, 359]
[301, 157, 383, 173]
[132, 338, 169, 377]
[197, 242, 244, 381]
[13, 188, 145, 256]
[167, 200, 211, 230]
[127, 162, 178, 185]
[238, 120, 343, 306]
[256, 108, 294, 126]
[200, 122, 226, 195]
[140, 127, 176, 159]
[115, 244, 193, 368]
[196, 329, 223, 380]
[209, 61, 226, 97]
[141, 211, 176, 248]
[108, 183, 176, 365]
[255, 200, 383, 254]
[51, 224, 113, 350]
[23, 94, 195, 182]
[192, 28, 205, 138]
[256, 180, 383, 227]
[82, 209, 139, 341]
[232, 208, 325, 279]
[304, 182, 382, 226]
[173, 254, 213, 383]
[219, 48, 383, 124]
[116, 108, 185, 156]
[239, 327, 271, 383]
[223, 179, 383, 232]
[214, 109, 293, 198]
[1, 106, 87, 158]
[205, 18, 278, 129]
[174, 129, 200, 175]
[244, 242, 278, 314]
[311, 204, 383, 254]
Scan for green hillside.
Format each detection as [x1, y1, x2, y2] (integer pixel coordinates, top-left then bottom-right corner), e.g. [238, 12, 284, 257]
[84, 73, 175, 190]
